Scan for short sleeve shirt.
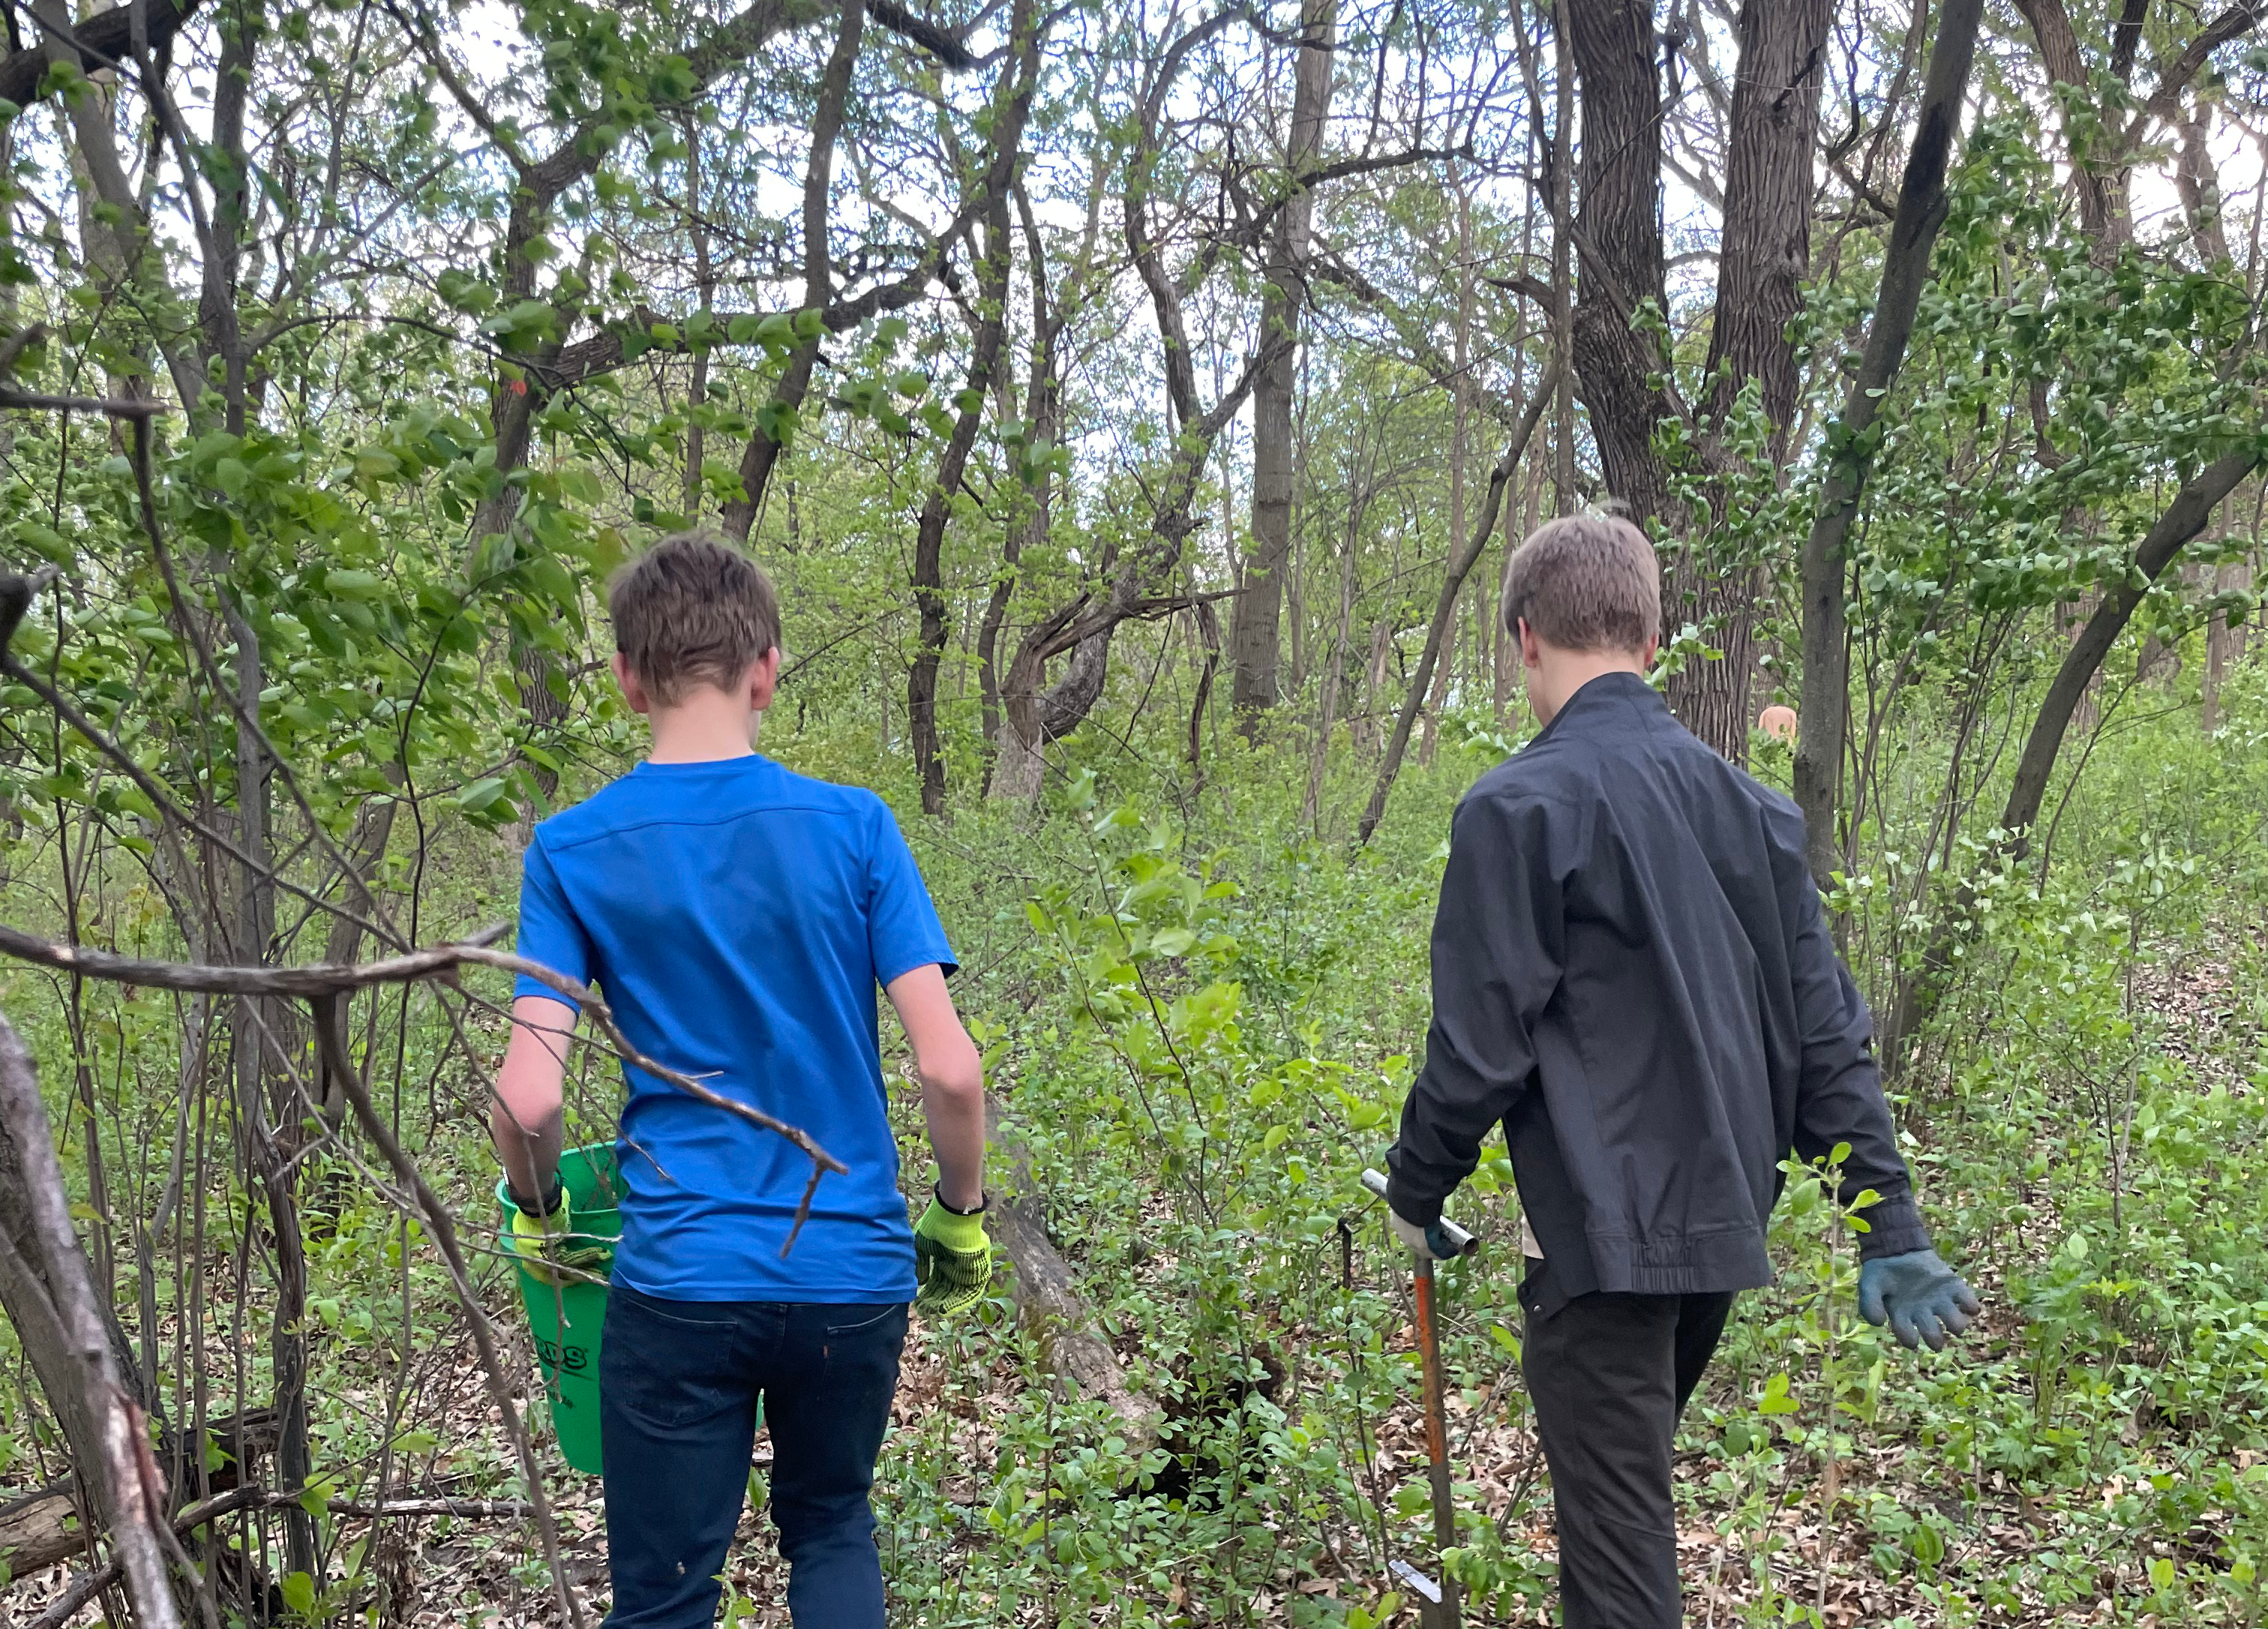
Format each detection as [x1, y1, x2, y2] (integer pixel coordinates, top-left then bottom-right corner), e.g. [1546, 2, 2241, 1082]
[513, 754, 955, 1301]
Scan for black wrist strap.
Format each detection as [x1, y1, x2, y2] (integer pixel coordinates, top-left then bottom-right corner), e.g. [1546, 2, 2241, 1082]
[933, 1182, 987, 1216]
[510, 1177, 565, 1219]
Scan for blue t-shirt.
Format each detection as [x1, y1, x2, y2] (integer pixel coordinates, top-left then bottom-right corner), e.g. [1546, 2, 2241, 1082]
[512, 754, 956, 1302]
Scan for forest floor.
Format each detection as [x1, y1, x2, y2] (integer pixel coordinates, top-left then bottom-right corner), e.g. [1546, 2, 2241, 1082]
[1, 943, 2252, 1628]
[0, 1279, 2114, 1628]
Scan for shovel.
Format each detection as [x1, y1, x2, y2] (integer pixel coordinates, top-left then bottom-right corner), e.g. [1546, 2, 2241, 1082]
[1362, 1168, 1478, 1629]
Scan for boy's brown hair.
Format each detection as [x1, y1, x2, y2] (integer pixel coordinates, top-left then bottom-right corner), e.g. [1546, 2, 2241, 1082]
[608, 533, 781, 705]
[1500, 514, 1662, 654]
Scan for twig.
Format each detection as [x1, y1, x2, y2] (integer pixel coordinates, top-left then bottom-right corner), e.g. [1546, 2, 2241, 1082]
[456, 946, 850, 1186]
[0, 1014, 179, 1629]
[314, 997, 589, 1629]
[0, 920, 510, 996]
[0, 926, 848, 1198]
[0, 386, 172, 418]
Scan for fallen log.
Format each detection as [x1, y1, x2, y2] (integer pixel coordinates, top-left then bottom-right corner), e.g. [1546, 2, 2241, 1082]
[984, 1094, 1158, 1444]
[0, 1483, 82, 1579]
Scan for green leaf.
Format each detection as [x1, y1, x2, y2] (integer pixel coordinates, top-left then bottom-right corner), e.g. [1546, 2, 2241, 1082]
[455, 777, 509, 815]
[326, 568, 384, 600]
[279, 1570, 316, 1615]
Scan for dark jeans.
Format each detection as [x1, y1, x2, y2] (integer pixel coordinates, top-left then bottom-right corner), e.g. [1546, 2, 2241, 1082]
[598, 1286, 908, 1629]
[1520, 1260, 1734, 1629]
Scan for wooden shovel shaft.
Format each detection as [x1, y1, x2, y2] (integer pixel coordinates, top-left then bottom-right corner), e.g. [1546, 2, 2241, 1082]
[1414, 1258, 1460, 1624]
[1358, 1167, 1469, 1627]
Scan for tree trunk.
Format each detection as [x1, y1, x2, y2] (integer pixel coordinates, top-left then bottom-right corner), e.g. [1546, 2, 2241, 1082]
[1420, 179, 1476, 769]
[718, 2, 864, 543]
[908, 0, 1043, 815]
[1231, 0, 1335, 724]
[223, 598, 317, 1582]
[1566, 0, 1673, 537]
[1661, 0, 1834, 764]
[2204, 555, 2252, 731]
[980, 194, 1060, 777]
[1304, 493, 1364, 825]
[0, 1013, 180, 1628]
[1550, 0, 1576, 508]
[682, 116, 716, 521]
[1792, 0, 1987, 886]
[2012, 0, 2129, 257]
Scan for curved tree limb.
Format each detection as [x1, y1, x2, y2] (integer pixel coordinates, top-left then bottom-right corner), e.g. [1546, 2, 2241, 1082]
[1358, 355, 1560, 845]
[1792, 0, 1988, 886]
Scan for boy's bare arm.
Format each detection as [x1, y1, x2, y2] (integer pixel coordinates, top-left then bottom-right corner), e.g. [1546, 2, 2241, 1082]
[492, 994, 574, 1204]
[886, 965, 985, 1210]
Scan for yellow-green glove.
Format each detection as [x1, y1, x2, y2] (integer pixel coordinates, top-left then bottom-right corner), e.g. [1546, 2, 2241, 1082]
[913, 1189, 992, 1318]
[508, 1183, 609, 1286]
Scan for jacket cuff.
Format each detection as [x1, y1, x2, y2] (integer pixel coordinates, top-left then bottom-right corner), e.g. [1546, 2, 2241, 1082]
[1853, 1191, 1932, 1261]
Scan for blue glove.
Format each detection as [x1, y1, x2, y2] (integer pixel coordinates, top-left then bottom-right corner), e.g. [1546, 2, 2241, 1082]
[1858, 1250, 1979, 1351]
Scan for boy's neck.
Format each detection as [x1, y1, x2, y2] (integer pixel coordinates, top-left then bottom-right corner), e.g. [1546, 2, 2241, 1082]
[645, 688, 764, 764]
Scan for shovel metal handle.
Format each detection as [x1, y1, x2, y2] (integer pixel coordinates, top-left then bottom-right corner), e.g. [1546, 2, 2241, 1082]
[1360, 1168, 1479, 1256]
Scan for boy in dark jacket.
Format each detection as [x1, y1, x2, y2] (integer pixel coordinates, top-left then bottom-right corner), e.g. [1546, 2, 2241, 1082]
[1384, 515, 1976, 1628]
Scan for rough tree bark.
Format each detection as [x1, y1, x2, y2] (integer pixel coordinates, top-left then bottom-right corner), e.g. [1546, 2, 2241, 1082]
[1565, 0, 1674, 536]
[1664, 0, 1834, 760]
[1231, 0, 1335, 723]
[2014, 0, 2264, 265]
[1566, 0, 1880, 761]
[1550, 0, 1576, 507]
[1792, 0, 1987, 886]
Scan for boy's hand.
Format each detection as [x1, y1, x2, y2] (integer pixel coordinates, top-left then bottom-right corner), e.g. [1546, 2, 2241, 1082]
[1858, 1249, 1979, 1350]
[913, 1190, 992, 1317]
[508, 1184, 609, 1285]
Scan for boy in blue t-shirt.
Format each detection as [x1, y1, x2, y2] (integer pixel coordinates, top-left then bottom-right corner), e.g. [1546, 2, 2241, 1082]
[488, 535, 991, 1629]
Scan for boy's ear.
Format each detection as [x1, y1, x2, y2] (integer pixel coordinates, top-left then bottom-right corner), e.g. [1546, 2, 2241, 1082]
[747, 646, 782, 712]
[611, 651, 652, 716]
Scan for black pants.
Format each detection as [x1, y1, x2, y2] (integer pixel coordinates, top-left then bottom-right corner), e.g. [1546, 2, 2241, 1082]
[1520, 1263, 1734, 1628]
[598, 1286, 908, 1629]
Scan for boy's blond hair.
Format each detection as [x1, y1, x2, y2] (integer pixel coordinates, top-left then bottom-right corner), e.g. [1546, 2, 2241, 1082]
[1500, 514, 1661, 654]
[608, 533, 781, 705]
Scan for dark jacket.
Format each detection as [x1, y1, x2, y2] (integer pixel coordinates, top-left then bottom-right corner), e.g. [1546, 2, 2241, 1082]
[1386, 671, 1930, 1311]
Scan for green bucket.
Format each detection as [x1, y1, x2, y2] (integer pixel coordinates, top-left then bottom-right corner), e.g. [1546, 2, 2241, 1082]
[498, 1143, 623, 1475]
